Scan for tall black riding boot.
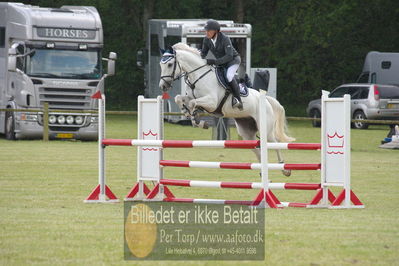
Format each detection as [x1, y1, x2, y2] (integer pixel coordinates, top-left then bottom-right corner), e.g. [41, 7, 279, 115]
[229, 79, 243, 110]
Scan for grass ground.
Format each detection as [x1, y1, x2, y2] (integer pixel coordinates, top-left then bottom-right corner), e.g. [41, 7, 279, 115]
[0, 116, 398, 265]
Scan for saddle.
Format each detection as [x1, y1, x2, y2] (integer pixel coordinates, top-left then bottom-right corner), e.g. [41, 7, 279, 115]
[215, 67, 249, 97]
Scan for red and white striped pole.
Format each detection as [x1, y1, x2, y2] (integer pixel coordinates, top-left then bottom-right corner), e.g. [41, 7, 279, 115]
[159, 179, 321, 190]
[101, 139, 321, 150]
[158, 160, 321, 170]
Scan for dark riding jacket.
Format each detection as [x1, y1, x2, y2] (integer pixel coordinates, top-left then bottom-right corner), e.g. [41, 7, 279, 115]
[201, 32, 240, 68]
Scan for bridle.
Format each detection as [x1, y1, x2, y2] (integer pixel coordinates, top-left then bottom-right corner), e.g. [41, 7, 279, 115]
[159, 48, 229, 117]
[160, 49, 212, 93]
[160, 51, 182, 90]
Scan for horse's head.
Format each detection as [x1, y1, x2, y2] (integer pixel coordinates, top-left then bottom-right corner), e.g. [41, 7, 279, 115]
[159, 47, 182, 92]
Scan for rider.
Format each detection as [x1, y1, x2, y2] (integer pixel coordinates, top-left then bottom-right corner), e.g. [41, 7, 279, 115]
[201, 19, 243, 110]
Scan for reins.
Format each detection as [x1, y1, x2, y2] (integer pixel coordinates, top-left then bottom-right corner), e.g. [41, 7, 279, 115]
[160, 50, 213, 94]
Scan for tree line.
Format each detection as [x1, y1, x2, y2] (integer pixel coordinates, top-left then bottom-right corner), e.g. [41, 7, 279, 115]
[20, 0, 399, 114]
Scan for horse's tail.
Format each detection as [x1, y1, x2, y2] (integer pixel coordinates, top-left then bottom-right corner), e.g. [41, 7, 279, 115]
[265, 96, 296, 143]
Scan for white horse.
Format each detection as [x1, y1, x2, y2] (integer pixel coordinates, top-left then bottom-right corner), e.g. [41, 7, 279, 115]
[159, 43, 295, 176]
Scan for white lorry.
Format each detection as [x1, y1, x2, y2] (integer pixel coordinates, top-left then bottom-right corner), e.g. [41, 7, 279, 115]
[0, 2, 116, 140]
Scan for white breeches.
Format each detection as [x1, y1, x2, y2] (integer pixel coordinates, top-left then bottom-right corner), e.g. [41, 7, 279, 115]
[226, 63, 240, 82]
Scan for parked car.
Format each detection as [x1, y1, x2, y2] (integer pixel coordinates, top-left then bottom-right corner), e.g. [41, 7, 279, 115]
[306, 84, 399, 129]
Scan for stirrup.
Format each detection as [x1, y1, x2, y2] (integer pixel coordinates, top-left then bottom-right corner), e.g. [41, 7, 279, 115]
[232, 97, 243, 110]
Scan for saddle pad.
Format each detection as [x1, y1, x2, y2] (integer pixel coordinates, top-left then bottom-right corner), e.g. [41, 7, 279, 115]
[215, 67, 249, 97]
[215, 67, 229, 90]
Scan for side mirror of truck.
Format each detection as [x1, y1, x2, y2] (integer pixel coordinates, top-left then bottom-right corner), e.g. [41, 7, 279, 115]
[8, 47, 17, 71]
[136, 48, 148, 70]
[107, 52, 117, 76]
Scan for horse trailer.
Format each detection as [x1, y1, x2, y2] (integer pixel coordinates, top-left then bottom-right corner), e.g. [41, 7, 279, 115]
[137, 19, 277, 122]
[356, 51, 399, 85]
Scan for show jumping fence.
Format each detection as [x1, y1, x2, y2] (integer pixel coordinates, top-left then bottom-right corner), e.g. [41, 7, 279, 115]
[84, 91, 364, 208]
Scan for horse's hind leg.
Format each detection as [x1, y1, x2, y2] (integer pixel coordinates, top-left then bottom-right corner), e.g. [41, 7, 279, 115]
[235, 118, 260, 161]
[236, 117, 291, 177]
[278, 151, 291, 177]
[270, 136, 291, 177]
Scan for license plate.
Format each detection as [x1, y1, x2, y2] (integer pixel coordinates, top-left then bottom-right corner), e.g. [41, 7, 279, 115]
[56, 133, 74, 139]
[387, 103, 399, 109]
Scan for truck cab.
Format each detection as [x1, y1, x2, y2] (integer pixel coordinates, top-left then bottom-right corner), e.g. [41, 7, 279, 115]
[0, 3, 114, 140]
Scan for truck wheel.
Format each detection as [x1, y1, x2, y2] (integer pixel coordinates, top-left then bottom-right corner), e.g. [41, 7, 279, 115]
[353, 110, 369, 129]
[5, 111, 16, 140]
[310, 109, 321, 127]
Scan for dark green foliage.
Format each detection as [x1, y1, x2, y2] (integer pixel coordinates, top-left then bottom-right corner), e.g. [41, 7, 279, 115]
[17, 0, 399, 113]
[246, 0, 399, 112]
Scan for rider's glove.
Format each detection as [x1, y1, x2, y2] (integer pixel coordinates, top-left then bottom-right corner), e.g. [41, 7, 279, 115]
[206, 59, 216, 65]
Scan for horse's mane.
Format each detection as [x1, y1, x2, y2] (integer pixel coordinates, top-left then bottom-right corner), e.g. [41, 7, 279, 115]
[172, 42, 201, 57]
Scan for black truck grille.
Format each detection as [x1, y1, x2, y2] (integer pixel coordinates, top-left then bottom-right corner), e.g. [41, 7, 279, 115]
[39, 87, 92, 109]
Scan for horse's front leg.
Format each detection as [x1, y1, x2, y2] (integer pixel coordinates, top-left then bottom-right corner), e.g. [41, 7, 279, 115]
[191, 109, 209, 129]
[175, 95, 192, 118]
[187, 97, 215, 129]
[189, 96, 218, 112]
[175, 96, 207, 129]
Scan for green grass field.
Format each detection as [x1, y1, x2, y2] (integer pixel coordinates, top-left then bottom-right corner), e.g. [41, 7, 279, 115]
[0, 116, 398, 265]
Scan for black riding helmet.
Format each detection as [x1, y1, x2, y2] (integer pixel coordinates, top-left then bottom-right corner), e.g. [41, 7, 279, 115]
[204, 19, 220, 31]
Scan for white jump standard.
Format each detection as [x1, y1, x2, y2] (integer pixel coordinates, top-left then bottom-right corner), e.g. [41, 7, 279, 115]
[84, 91, 118, 203]
[85, 93, 364, 208]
